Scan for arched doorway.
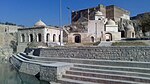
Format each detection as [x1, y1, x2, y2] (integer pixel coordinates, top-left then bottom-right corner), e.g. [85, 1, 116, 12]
[74, 35, 81, 43]
[91, 36, 94, 43]
[105, 33, 112, 41]
[132, 32, 135, 38]
[59, 35, 61, 42]
[29, 34, 33, 42]
[21, 34, 25, 42]
[53, 34, 56, 42]
[121, 31, 125, 38]
[46, 33, 50, 42]
[37, 33, 42, 42]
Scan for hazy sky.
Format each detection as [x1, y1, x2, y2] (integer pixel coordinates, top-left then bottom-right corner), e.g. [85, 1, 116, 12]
[0, 0, 149, 27]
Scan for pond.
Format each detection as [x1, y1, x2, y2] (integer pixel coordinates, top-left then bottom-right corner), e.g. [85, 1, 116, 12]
[0, 57, 49, 84]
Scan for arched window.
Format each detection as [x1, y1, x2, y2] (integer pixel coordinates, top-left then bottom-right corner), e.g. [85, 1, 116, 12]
[37, 33, 42, 42]
[59, 35, 61, 42]
[21, 34, 25, 42]
[53, 34, 56, 42]
[29, 34, 33, 42]
[91, 36, 94, 42]
[46, 33, 50, 42]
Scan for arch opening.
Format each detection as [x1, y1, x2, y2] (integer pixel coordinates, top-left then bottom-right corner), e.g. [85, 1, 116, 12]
[74, 35, 81, 43]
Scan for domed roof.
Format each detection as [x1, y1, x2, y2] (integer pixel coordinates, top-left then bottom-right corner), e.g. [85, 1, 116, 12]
[95, 11, 103, 16]
[34, 20, 47, 27]
[106, 19, 116, 25]
[126, 24, 134, 31]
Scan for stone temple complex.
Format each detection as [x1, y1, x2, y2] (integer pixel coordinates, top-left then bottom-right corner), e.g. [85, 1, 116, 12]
[6, 3, 150, 84]
[63, 5, 135, 44]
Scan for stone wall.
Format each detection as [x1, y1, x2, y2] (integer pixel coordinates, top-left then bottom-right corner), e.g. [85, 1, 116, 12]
[39, 47, 150, 62]
[72, 4, 106, 23]
[0, 24, 19, 48]
[0, 48, 13, 57]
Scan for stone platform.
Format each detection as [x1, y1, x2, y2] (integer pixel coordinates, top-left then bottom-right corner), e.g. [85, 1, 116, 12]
[10, 46, 150, 84]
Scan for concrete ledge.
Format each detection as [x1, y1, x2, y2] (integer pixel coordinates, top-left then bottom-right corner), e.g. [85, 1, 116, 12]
[40, 62, 73, 82]
[19, 62, 40, 75]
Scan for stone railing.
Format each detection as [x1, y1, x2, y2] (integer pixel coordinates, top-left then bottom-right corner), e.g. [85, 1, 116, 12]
[38, 46, 150, 62]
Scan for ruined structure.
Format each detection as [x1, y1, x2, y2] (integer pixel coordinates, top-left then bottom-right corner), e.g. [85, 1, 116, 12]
[0, 23, 21, 56]
[71, 5, 130, 23]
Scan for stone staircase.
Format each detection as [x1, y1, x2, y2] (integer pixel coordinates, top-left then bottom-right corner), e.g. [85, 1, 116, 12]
[59, 64, 150, 84]
[11, 53, 150, 84]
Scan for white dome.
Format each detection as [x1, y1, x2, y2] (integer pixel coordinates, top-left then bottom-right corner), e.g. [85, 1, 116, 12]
[34, 20, 47, 27]
[106, 19, 116, 25]
[95, 11, 103, 16]
[126, 24, 134, 31]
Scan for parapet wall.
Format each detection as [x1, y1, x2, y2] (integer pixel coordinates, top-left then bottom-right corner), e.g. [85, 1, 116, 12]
[39, 47, 150, 62]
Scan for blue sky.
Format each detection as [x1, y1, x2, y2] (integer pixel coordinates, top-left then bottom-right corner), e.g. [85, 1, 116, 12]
[0, 0, 149, 27]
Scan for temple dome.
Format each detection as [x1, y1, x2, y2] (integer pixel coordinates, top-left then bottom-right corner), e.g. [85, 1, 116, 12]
[106, 19, 116, 25]
[126, 24, 134, 31]
[95, 11, 103, 16]
[34, 20, 47, 27]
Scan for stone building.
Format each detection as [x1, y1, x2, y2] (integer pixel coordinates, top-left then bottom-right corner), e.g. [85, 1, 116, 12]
[64, 11, 121, 43]
[0, 24, 20, 47]
[64, 4, 135, 44]
[71, 4, 130, 23]
[0, 23, 21, 55]
[106, 5, 130, 22]
[17, 20, 63, 52]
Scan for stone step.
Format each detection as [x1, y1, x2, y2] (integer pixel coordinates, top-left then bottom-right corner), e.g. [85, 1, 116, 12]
[16, 54, 54, 64]
[74, 64, 150, 74]
[70, 67, 150, 78]
[59, 78, 100, 84]
[66, 70, 150, 83]
[20, 53, 150, 68]
[62, 74, 145, 84]
[19, 53, 33, 59]
[12, 54, 54, 66]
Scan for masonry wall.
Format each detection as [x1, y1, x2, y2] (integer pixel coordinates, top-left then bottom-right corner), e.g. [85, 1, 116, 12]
[39, 47, 150, 62]
[72, 5, 106, 23]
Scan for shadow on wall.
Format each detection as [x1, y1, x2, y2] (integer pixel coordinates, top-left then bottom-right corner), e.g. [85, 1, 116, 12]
[24, 48, 41, 56]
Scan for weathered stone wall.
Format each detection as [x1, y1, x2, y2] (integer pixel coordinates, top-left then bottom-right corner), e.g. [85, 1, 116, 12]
[0, 48, 13, 57]
[19, 62, 40, 75]
[72, 4, 106, 23]
[0, 24, 19, 47]
[39, 47, 150, 62]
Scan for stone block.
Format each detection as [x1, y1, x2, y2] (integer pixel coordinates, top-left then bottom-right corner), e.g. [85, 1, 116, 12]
[19, 62, 40, 75]
[40, 62, 73, 82]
